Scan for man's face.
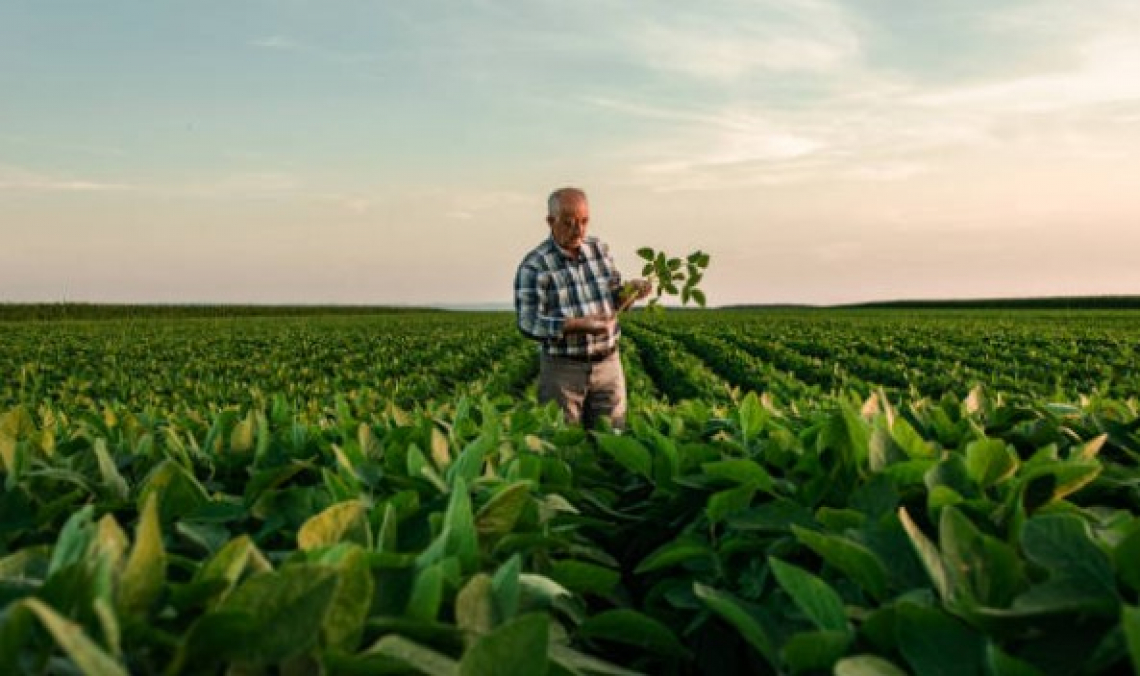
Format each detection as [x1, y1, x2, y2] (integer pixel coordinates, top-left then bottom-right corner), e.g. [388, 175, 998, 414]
[548, 196, 589, 253]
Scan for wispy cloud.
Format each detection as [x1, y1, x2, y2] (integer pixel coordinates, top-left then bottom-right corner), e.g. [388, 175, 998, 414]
[580, 0, 1140, 193]
[621, 0, 860, 81]
[250, 35, 298, 50]
[0, 166, 135, 193]
[248, 34, 381, 65]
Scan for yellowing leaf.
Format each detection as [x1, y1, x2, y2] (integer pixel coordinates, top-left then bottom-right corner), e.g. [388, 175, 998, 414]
[297, 500, 371, 550]
[117, 493, 166, 617]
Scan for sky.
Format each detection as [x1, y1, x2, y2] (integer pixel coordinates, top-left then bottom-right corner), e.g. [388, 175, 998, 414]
[2, 0, 1139, 307]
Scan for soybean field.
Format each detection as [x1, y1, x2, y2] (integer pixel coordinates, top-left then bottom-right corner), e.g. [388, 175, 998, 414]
[2, 308, 1140, 675]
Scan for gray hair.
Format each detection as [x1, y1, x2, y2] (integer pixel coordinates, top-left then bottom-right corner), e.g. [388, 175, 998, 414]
[547, 187, 588, 217]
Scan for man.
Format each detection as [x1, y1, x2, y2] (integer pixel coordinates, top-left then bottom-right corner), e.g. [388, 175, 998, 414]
[514, 187, 651, 429]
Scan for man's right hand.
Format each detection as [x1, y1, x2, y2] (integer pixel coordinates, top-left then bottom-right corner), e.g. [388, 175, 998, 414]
[567, 314, 615, 336]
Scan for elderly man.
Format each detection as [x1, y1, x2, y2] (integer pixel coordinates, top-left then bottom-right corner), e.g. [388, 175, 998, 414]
[514, 187, 650, 429]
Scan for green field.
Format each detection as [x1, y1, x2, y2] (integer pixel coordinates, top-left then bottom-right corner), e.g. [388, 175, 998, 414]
[2, 309, 1139, 674]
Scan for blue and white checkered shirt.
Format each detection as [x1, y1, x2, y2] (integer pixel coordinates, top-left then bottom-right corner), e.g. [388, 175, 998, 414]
[514, 235, 623, 358]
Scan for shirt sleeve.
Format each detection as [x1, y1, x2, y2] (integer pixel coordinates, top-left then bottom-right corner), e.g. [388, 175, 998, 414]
[514, 261, 566, 341]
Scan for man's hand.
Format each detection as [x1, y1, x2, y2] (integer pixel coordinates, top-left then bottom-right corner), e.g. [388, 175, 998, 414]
[630, 278, 652, 300]
[566, 314, 615, 336]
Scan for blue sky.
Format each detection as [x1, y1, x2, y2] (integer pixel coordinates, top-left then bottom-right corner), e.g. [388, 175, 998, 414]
[2, 0, 1139, 305]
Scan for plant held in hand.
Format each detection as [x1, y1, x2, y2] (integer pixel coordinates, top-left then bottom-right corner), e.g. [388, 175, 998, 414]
[617, 248, 711, 313]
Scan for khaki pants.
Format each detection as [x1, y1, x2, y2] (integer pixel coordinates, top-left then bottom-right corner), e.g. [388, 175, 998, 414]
[538, 350, 627, 430]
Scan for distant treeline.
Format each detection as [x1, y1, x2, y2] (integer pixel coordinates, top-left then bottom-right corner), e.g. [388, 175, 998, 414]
[721, 296, 1140, 311]
[840, 296, 1140, 310]
[0, 303, 446, 322]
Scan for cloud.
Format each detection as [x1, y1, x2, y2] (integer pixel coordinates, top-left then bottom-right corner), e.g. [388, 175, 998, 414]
[250, 35, 298, 50]
[0, 166, 135, 193]
[621, 1, 861, 81]
[579, 0, 1140, 194]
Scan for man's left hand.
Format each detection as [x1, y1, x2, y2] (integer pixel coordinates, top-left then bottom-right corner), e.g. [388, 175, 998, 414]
[631, 279, 652, 300]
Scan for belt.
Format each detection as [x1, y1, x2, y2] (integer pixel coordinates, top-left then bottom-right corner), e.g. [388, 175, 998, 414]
[544, 347, 616, 364]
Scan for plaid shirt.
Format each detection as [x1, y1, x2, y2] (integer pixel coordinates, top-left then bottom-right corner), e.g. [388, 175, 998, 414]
[514, 235, 623, 358]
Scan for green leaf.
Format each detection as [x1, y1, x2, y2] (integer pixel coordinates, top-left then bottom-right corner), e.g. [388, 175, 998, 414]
[549, 560, 620, 596]
[549, 644, 644, 676]
[634, 536, 714, 574]
[1115, 523, 1140, 593]
[637, 247, 655, 261]
[898, 507, 950, 602]
[1015, 513, 1118, 612]
[707, 484, 757, 524]
[781, 629, 851, 672]
[985, 642, 1045, 676]
[965, 438, 1019, 489]
[834, 654, 909, 676]
[297, 499, 371, 550]
[792, 526, 888, 601]
[578, 609, 691, 660]
[939, 506, 1026, 608]
[596, 433, 653, 480]
[191, 564, 340, 666]
[21, 598, 128, 676]
[191, 535, 265, 609]
[491, 556, 522, 625]
[448, 433, 494, 487]
[701, 459, 773, 490]
[736, 392, 765, 443]
[460, 612, 549, 676]
[408, 563, 445, 622]
[891, 417, 933, 459]
[138, 459, 210, 523]
[1124, 605, 1140, 676]
[48, 504, 96, 577]
[419, 478, 479, 573]
[693, 582, 777, 668]
[895, 603, 984, 676]
[320, 545, 373, 652]
[691, 289, 706, 307]
[363, 635, 460, 676]
[117, 492, 166, 617]
[768, 557, 848, 632]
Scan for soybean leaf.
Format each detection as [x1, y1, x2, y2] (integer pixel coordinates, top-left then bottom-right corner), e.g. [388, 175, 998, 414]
[190, 564, 339, 666]
[895, 603, 985, 676]
[297, 499, 371, 550]
[596, 433, 653, 480]
[550, 560, 620, 597]
[408, 563, 445, 622]
[634, 536, 714, 574]
[781, 629, 851, 672]
[456, 573, 495, 636]
[363, 635, 460, 676]
[1124, 605, 1140, 676]
[459, 612, 549, 676]
[964, 438, 1019, 489]
[491, 555, 522, 625]
[474, 481, 533, 538]
[693, 583, 777, 669]
[117, 493, 166, 617]
[768, 557, 848, 633]
[22, 598, 128, 676]
[792, 526, 888, 601]
[319, 545, 373, 652]
[578, 609, 691, 660]
[834, 655, 909, 676]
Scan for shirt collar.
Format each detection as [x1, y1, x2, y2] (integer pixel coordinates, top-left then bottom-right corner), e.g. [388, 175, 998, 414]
[548, 235, 591, 262]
